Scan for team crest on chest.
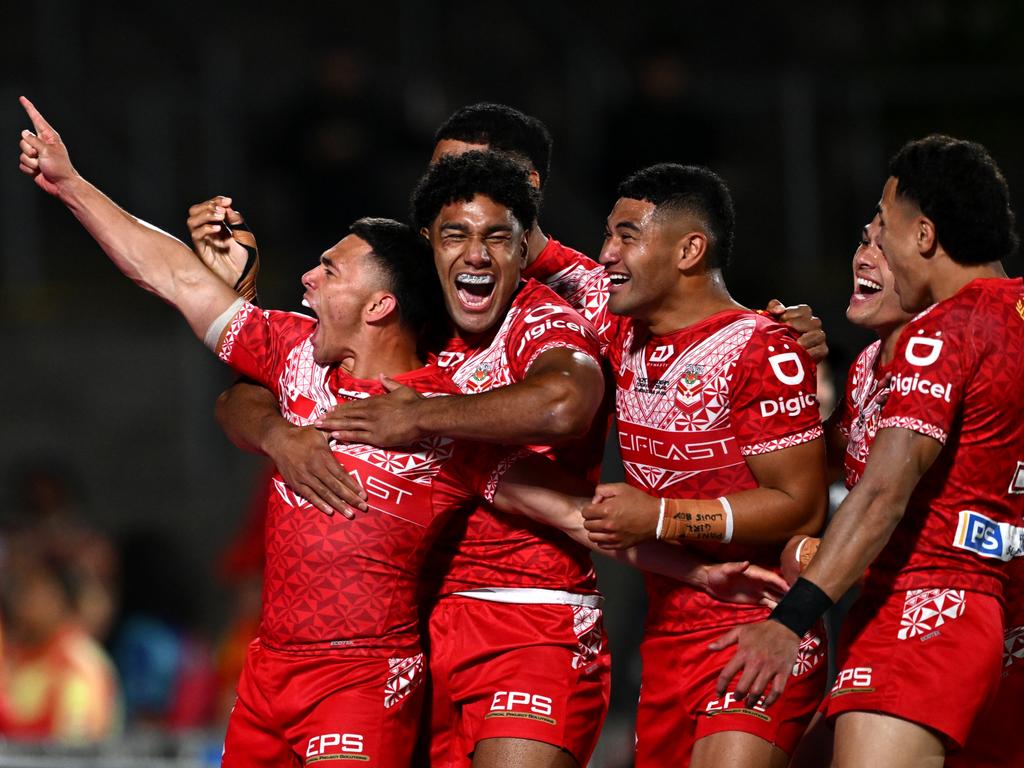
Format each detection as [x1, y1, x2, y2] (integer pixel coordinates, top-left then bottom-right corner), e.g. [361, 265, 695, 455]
[465, 363, 494, 393]
[675, 363, 706, 410]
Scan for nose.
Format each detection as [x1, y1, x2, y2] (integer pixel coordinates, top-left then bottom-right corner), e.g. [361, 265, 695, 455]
[599, 240, 619, 266]
[302, 265, 319, 290]
[464, 236, 491, 268]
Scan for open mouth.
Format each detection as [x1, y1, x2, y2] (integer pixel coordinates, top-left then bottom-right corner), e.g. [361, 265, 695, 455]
[606, 271, 630, 288]
[855, 277, 882, 296]
[455, 273, 496, 309]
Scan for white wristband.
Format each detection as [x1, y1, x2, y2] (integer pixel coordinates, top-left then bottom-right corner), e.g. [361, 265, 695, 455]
[204, 297, 247, 352]
[794, 535, 809, 566]
[718, 496, 734, 544]
[656, 497, 667, 541]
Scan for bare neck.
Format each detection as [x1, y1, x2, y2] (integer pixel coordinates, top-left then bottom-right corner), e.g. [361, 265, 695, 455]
[525, 223, 549, 266]
[929, 256, 1006, 304]
[346, 328, 423, 381]
[644, 270, 746, 337]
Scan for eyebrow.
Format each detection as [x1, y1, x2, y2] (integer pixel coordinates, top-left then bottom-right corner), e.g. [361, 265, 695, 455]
[320, 254, 335, 269]
[612, 220, 642, 233]
[439, 222, 514, 235]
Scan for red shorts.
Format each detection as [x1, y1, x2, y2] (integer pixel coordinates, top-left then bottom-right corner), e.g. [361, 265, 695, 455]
[426, 596, 610, 768]
[946, 619, 1024, 767]
[634, 622, 828, 767]
[825, 588, 1004, 749]
[222, 639, 426, 768]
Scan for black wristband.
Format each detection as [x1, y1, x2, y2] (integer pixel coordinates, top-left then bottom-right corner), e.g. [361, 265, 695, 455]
[769, 577, 833, 638]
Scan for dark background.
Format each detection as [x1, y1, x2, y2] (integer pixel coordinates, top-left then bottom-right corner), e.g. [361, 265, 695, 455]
[1, 0, 1022, 762]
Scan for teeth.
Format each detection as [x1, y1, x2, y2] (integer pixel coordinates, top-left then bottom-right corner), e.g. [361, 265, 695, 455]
[857, 278, 882, 292]
[608, 273, 630, 286]
[301, 298, 311, 308]
[456, 274, 495, 285]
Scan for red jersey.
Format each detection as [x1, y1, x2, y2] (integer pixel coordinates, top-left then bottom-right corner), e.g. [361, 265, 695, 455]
[424, 279, 605, 595]
[838, 340, 892, 490]
[526, 241, 823, 633]
[867, 278, 1024, 597]
[219, 303, 513, 655]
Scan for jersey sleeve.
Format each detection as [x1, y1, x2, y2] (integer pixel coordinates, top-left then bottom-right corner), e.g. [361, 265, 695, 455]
[217, 302, 315, 395]
[438, 442, 534, 505]
[523, 242, 627, 355]
[729, 325, 823, 456]
[505, 288, 603, 381]
[877, 308, 969, 445]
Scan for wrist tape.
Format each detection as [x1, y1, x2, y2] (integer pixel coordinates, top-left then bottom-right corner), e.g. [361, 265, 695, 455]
[656, 497, 734, 543]
[769, 577, 833, 637]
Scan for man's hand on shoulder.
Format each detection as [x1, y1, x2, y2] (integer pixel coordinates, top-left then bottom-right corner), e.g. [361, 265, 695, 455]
[765, 299, 828, 363]
[317, 377, 426, 448]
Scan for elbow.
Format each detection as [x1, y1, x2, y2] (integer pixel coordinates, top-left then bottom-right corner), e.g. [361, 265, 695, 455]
[543, 385, 596, 441]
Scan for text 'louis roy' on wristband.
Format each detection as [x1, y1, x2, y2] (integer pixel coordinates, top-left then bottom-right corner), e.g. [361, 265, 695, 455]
[656, 496, 734, 543]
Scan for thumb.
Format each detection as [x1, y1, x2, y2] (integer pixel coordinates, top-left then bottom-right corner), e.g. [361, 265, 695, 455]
[765, 298, 785, 316]
[225, 206, 244, 226]
[380, 375, 403, 392]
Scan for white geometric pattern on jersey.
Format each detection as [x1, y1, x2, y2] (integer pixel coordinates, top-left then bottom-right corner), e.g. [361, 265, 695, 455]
[743, 426, 824, 457]
[792, 629, 825, 676]
[846, 341, 885, 466]
[571, 606, 604, 670]
[446, 306, 521, 394]
[897, 588, 966, 640]
[339, 435, 456, 486]
[617, 317, 755, 492]
[272, 477, 313, 510]
[384, 653, 425, 709]
[484, 449, 535, 504]
[543, 262, 613, 342]
[278, 338, 337, 426]
[217, 302, 258, 362]
[878, 416, 949, 445]
[1005, 625, 1024, 668]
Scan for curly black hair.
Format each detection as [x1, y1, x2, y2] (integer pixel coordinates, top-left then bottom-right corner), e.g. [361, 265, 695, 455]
[434, 102, 552, 188]
[349, 217, 447, 352]
[888, 135, 1018, 265]
[411, 150, 540, 233]
[617, 163, 736, 269]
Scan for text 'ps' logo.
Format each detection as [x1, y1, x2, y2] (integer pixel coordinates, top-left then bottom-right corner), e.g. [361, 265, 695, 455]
[768, 352, 805, 386]
[905, 336, 943, 367]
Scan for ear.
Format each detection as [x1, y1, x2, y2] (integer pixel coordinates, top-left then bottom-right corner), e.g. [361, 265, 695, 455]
[527, 169, 542, 191]
[916, 215, 937, 257]
[676, 231, 709, 272]
[517, 229, 530, 268]
[419, 226, 431, 242]
[364, 291, 399, 325]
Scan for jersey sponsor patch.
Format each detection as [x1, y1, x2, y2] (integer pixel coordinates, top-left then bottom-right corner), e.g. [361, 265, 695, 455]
[904, 333, 944, 367]
[953, 510, 1024, 561]
[897, 588, 966, 641]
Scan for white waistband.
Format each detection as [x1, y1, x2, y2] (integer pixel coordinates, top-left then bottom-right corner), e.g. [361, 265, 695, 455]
[452, 587, 604, 609]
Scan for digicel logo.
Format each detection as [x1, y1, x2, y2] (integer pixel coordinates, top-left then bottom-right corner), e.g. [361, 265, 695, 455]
[759, 392, 818, 418]
[515, 305, 589, 356]
[890, 371, 952, 403]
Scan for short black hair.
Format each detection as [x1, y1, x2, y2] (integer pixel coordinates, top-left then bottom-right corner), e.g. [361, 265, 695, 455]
[888, 135, 1018, 265]
[411, 150, 540, 233]
[434, 103, 553, 188]
[617, 163, 736, 268]
[349, 217, 447, 351]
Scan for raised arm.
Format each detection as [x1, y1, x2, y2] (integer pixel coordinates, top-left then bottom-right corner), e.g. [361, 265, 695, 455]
[319, 346, 605, 446]
[17, 97, 238, 342]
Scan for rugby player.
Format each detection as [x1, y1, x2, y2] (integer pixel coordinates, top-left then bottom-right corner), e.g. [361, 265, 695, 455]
[715, 135, 1024, 768]
[788, 218, 1024, 768]
[517, 163, 829, 767]
[17, 97, 789, 767]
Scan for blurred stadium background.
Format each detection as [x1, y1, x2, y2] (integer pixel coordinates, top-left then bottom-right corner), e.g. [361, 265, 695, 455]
[1, 1, 1022, 765]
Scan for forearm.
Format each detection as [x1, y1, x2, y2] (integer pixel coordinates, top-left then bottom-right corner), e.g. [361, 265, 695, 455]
[56, 176, 235, 337]
[612, 542, 709, 588]
[415, 372, 598, 444]
[801, 480, 903, 601]
[215, 381, 288, 455]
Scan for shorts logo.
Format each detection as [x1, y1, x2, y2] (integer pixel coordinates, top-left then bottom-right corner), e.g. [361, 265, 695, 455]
[898, 588, 966, 640]
[904, 334, 943, 367]
[305, 733, 367, 763]
[767, 350, 805, 386]
[1005, 626, 1024, 669]
[704, 692, 770, 721]
[487, 691, 556, 725]
[1009, 461, 1024, 495]
[831, 666, 874, 696]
